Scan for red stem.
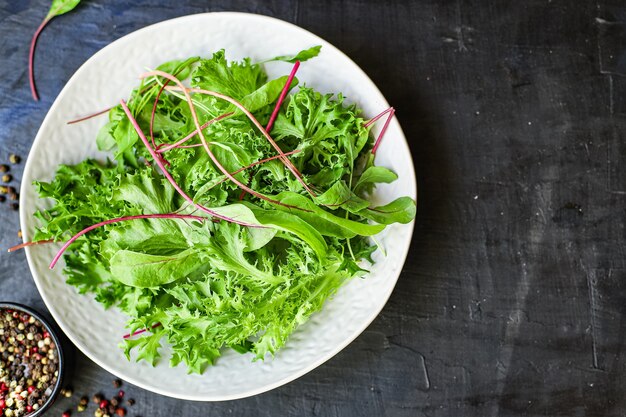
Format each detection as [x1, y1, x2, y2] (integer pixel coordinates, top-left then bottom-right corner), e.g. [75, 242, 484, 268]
[164, 83, 316, 197]
[145, 72, 305, 208]
[29, 17, 51, 101]
[150, 64, 193, 148]
[67, 107, 113, 125]
[149, 81, 169, 149]
[266, 61, 300, 133]
[203, 149, 300, 196]
[364, 107, 394, 128]
[156, 112, 234, 153]
[240, 61, 300, 201]
[120, 100, 264, 227]
[8, 239, 54, 253]
[49, 214, 205, 269]
[123, 322, 162, 339]
[371, 108, 395, 154]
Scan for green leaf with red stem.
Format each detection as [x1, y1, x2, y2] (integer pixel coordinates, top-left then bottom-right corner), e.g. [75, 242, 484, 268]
[29, 0, 82, 100]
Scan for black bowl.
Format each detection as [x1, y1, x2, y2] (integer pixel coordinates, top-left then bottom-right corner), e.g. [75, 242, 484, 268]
[0, 302, 65, 417]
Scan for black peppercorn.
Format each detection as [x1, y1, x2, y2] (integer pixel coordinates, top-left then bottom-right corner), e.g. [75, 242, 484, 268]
[9, 154, 21, 164]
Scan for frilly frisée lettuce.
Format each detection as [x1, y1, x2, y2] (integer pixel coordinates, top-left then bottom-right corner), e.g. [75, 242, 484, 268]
[28, 47, 416, 373]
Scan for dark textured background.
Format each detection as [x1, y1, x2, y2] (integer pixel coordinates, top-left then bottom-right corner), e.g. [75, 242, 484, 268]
[1, 1, 625, 416]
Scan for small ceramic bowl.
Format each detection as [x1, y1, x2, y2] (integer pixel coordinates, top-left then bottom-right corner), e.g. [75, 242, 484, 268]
[0, 302, 65, 417]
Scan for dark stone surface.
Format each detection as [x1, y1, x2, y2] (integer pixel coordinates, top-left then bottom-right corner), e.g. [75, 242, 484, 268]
[0, 0, 625, 416]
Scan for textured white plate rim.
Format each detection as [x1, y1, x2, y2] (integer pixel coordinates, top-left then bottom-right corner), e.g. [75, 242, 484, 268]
[20, 12, 416, 401]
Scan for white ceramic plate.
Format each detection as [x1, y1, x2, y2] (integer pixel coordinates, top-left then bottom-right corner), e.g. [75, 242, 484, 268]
[20, 12, 416, 401]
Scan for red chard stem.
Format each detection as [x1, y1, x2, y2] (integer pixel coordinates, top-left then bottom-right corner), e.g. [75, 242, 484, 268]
[119, 100, 264, 227]
[29, 17, 51, 101]
[49, 214, 205, 269]
[371, 108, 395, 154]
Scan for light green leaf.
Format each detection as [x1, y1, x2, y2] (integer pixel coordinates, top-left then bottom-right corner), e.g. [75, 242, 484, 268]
[353, 166, 398, 195]
[263, 46, 322, 63]
[47, 0, 81, 19]
[316, 180, 370, 213]
[111, 249, 205, 288]
[276, 192, 385, 238]
[358, 197, 416, 225]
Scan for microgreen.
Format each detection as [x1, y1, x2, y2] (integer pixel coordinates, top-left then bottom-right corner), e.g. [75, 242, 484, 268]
[29, 0, 82, 101]
[29, 48, 416, 372]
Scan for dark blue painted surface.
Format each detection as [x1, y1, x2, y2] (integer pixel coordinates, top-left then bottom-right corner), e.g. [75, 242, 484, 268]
[1, 1, 625, 416]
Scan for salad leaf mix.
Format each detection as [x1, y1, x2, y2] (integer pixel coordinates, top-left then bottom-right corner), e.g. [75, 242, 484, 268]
[31, 47, 415, 373]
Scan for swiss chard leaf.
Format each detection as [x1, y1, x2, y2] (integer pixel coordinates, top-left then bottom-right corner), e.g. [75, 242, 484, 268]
[358, 197, 417, 225]
[275, 192, 385, 238]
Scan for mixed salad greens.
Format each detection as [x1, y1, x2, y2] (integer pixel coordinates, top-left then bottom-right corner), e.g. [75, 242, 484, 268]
[29, 47, 415, 373]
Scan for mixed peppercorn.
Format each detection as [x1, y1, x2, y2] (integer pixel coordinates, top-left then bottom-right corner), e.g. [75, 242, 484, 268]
[0, 308, 60, 416]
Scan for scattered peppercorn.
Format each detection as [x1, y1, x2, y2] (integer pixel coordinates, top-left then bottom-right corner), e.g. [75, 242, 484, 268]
[110, 397, 119, 407]
[63, 410, 72, 417]
[9, 155, 21, 164]
[125, 399, 134, 406]
[92, 394, 103, 404]
[10, 203, 18, 211]
[112, 379, 122, 389]
[7, 186, 16, 194]
[0, 186, 7, 194]
[8, 192, 17, 201]
[79, 396, 89, 406]
[0, 165, 8, 173]
[77, 404, 86, 412]
[0, 195, 5, 203]
[99, 399, 108, 409]
[117, 390, 124, 398]
[114, 407, 126, 417]
[94, 409, 103, 417]
[62, 386, 73, 397]
[2, 174, 12, 183]
[17, 230, 22, 238]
